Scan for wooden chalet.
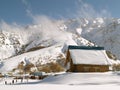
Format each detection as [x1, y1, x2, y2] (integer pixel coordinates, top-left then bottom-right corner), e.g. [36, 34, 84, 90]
[65, 45, 111, 72]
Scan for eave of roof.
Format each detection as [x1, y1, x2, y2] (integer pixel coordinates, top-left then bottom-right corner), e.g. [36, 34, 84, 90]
[68, 45, 104, 50]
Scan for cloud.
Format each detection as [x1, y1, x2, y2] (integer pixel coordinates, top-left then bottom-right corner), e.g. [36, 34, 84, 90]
[0, 0, 112, 45]
[28, 15, 68, 42]
[100, 9, 111, 17]
[22, 0, 31, 10]
[76, 0, 111, 18]
[21, 0, 33, 18]
[0, 15, 68, 45]
[21, 0, 112, 22]
[0, 20, 30, 44]
[22, 0, 28, 6]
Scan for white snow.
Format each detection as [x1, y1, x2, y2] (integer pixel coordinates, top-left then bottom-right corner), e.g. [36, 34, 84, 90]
[0, 84, 119, 90]
[69, 49, 111, 65]
[1, 72, 120, 90]
[40, 72, 120, 85]
[1, 17, 120, 90]
[79, 18, 120, 59]
[76, 28, 82, 35]
[117, 19, 120, 24]
[0, 27, 94, 73]
[96, 18, 104, 24]
[0, 44, 63, 73]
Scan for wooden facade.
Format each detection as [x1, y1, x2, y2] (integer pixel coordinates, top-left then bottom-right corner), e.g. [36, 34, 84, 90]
[68, 63, 109, 72]
[65, 47, 110, 72]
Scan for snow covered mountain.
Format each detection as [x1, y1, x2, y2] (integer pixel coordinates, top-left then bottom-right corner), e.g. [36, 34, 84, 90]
[0, 18, 94, 73]
[0, 17, 120, 73]
[77, 18, 120, 59]
[60, 18, 120, 59]
[0, 30, 23, 60]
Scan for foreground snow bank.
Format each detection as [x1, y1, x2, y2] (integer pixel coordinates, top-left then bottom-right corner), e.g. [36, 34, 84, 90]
[40, 72, 120, 85]
[1, 72, 120, 90]
[0, 84, 120, 90]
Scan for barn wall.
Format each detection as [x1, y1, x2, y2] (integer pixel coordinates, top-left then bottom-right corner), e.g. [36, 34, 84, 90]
[70, 64, 109, 72]
[65, 50, 110, 72]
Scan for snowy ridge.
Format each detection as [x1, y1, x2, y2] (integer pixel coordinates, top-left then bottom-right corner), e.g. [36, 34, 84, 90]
[0, 44, 63, 73]
[0, 17, 120, 73]
[60, 18, 120, 59]
[0, 20, 94, 73]
[0, 30, 23, 60]
[79, 18, 120, 59]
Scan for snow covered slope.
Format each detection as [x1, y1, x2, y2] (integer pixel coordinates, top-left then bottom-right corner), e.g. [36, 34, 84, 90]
[1, 73, 120, 90]
[61, 18, 120, 59]
[0, 44, 62, 73]
[0, 17, 94, 73]
[0, 31, 23, 60]
[80, 18, 120, 59]
[1, 17, 120, 73]
[39, 72, 120, 85]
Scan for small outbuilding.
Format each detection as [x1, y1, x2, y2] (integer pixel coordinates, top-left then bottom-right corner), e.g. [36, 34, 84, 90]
[65, 45, 111, 72]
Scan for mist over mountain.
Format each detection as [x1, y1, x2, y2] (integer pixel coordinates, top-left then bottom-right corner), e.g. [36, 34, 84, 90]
[0, 16, 120, 73]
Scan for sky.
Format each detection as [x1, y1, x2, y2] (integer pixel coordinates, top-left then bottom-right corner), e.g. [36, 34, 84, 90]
[0, 0, 120, 24]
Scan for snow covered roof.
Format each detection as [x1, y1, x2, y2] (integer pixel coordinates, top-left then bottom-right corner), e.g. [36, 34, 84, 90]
[68, 46, 111, 65]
